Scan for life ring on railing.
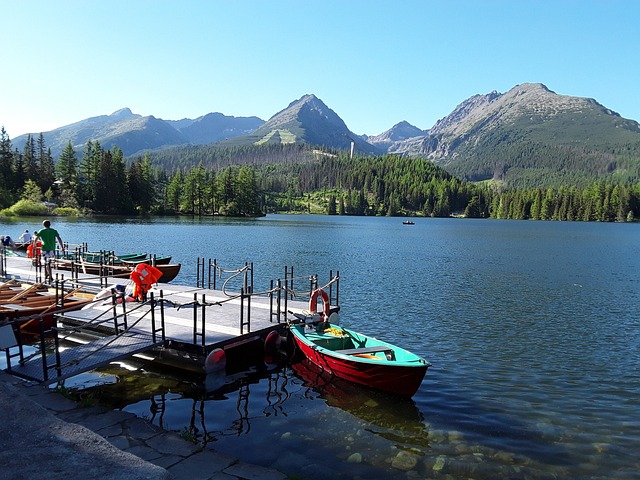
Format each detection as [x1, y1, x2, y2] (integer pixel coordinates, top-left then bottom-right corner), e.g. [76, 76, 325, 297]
[309, 288, 331, 319]
[26, 242, 42, 258]
[130, 263, 163, 300]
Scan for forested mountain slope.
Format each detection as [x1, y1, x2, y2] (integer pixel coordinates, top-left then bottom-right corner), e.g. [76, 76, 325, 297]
[392, 83, 640, 187]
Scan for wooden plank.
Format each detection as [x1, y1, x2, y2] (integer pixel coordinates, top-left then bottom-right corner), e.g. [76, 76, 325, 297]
[336, 346, 393, 355]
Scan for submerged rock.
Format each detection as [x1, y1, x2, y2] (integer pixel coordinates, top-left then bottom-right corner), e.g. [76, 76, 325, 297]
[347, 452, 362, 463]
[433, 455, 446, 471]
[391, 451, 418, 471]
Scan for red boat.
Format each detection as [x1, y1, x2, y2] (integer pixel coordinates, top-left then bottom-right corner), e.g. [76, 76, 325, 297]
[288, 289, 431, 398]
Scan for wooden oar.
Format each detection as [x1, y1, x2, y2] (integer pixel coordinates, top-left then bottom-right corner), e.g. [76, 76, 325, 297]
[0, 278, 17, 291]
[40, 287, 85, 315]
[7, 282, 44, 302]
[79, 256, 88, 274]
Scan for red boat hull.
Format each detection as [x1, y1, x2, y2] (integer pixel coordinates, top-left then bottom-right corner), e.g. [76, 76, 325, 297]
[291, 332, 428, 398]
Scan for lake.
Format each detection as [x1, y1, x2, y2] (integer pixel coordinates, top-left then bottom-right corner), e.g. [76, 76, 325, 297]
[2, 214, 639, 479]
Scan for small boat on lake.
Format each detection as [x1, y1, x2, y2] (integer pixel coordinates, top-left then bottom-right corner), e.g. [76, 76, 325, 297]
[402, 220, 415, 225]
[52, 259, 182, 283]
[81, 251, 148, 263]
[65, 251, 172, 266]
[11, 241, 31, 252]
[119, 255, 172, 266]
[287, 289, 431, 398]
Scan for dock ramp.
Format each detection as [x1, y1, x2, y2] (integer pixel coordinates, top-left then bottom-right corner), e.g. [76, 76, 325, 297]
[5, 329, 164, 385]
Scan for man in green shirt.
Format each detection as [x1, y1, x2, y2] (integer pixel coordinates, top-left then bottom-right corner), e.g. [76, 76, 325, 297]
[33, 219, 65, 282]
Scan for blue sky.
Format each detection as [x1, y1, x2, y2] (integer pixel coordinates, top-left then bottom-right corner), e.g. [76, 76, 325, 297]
[2, 0, 639, 139]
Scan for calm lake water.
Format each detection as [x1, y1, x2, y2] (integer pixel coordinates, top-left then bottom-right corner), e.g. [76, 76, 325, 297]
[2, 215, 639, 479]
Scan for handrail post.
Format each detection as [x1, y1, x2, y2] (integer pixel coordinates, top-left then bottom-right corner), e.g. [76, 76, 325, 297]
[200, 294, 206, 346]
[276, 279, 282, 323]
[150, 292, 157, 343]
[39, 320, 49, 382]
[111, 288, 119, 330]
[53, 324, 62, 379]
[119, 295, 128, 332]
[269, 279, 274, 322]
[283, 278, 288, 322]
[240, 287, 245, 334]
[160, 290, 166, 343]
[192, 293, 198, 345]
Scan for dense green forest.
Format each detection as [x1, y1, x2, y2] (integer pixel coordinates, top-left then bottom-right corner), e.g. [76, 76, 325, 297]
[1, 127, 639, 222]
[443, 109, 640, 188]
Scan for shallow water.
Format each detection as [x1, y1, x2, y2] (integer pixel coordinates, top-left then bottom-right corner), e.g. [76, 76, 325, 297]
[2, 215, 639, 479]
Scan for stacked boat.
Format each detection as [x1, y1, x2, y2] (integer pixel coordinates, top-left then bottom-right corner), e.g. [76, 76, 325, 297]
[53, 251, 181, 283]
[0, 279, 94, 336]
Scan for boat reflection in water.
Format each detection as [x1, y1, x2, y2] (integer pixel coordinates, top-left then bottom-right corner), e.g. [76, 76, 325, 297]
[57, 351, 574, 480]
[63, 347, 429, 447]
[289, 358, 429, 447]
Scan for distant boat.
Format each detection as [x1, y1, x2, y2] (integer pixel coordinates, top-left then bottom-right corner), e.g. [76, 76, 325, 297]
[287, 289, 430, 397]
[402, 220, 415, 225]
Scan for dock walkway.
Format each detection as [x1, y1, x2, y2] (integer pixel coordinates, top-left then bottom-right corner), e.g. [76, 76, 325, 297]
[1, 254, 326, 385]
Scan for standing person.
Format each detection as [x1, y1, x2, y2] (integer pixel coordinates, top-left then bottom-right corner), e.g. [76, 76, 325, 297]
[33, 220, 65, 282]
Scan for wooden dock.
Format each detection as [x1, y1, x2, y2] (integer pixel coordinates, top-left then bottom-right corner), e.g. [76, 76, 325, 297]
[1, 253, 338, 385]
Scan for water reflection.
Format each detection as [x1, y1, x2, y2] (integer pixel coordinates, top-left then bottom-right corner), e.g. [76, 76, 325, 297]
[61, 356, 580, 480]
[290, 358, 430, 449]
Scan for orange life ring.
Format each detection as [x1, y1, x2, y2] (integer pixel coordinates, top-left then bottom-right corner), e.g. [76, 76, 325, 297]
[309, 288, 330, 319]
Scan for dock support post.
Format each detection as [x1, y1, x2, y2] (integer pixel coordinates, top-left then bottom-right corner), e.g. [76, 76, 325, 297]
[39, 322, 49, 382]
[200, 294, 206, 346]
[329, 270, 340, 307]
[284, 266, 295, 300]
[277, 279, 282, 323]
[240, 287, 251, 334]
[269, 279, 274, 322]
[192, 293, 198, 345]
[159, 291, 166, 343]
[150, 292, 167, 344]
[283, 278, 287, 322]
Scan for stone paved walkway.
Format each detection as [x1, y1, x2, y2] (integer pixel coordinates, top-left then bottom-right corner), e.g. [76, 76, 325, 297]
[0, 371, 286, 480]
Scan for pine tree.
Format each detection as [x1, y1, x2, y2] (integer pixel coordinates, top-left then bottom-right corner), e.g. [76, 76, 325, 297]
[57, 141, 79, 208]
[22, 135, 37, 182]
[36, 133, 56, 193]
[0, 127, 15, 207]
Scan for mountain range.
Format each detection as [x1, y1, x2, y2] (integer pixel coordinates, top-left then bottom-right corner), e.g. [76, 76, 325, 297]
[11, 83, 640, 187]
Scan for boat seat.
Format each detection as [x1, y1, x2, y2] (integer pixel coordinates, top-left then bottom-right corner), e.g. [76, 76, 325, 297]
[336, 346, 393, 355]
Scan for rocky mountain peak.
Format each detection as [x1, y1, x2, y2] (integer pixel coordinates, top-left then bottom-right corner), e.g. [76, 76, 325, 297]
[109, 107, 136, 118]
[366, 121, 426, 152]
